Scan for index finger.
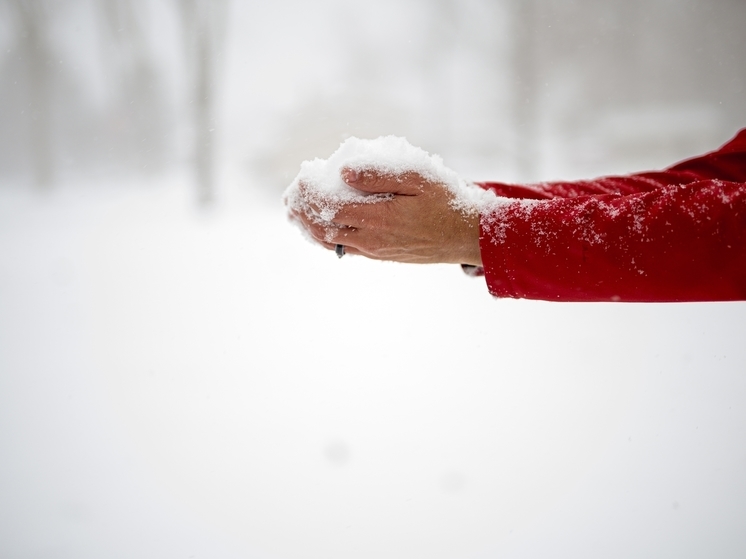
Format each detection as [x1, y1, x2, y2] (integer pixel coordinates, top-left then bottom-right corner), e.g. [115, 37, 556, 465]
[341, 168, 429, 196]
[330, 198, 390, 228]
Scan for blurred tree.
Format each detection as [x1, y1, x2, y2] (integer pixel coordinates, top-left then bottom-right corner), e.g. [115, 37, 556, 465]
[422, 0, 458, 155]
[502, 0, 746, 178]
[510, 0, 539, 180]
[99, 0, 168, 175]
[11, 0, 54, 188]
[179, 0, 227, 206]
[0, 0, 175, 186]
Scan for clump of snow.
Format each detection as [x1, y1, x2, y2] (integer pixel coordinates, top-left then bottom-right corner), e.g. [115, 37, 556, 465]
[283, 135, 500, 224]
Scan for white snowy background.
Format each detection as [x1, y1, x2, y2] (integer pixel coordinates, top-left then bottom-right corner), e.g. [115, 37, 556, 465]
[1, 1, 745, 558]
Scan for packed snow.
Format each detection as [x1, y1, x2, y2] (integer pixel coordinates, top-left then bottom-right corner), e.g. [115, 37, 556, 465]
[283, 136, 500, 226]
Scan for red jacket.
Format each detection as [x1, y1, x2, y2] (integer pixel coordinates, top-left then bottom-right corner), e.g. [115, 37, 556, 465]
[476, 128, 746, 302]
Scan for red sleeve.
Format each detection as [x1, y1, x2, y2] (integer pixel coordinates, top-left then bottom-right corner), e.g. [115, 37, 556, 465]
[476, 129, 746, 302]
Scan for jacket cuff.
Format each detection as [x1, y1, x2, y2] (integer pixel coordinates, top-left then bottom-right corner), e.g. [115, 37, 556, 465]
[478, 211, 515, 298]
[460, 264, 484, 277]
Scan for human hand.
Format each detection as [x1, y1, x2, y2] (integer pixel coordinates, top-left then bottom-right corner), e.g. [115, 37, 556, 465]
[291, 168, 482, 266]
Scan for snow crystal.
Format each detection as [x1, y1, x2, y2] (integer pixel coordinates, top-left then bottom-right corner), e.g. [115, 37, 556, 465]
[480, 198, 540, 245]
[283, 135, 500, 224]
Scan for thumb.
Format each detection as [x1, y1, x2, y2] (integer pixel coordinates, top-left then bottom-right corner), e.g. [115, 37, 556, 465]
[341, 167, 426, 196]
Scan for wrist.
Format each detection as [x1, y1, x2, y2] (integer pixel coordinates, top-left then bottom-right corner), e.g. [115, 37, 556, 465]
[453, 210, 482, 266]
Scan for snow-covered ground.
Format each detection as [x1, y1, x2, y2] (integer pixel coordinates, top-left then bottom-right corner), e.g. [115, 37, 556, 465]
[2, 0, 746, 554]
[1, 176, 745, 559]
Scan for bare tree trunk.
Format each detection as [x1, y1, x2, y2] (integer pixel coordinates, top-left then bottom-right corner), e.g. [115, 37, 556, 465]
[14, 0, 53, 188]
[422, 0, 457, 156]
[511, 0, 539, 180]
[99, 0, 166, 175]
[194, 19, 214, 206]
[180, 0, 226, 207]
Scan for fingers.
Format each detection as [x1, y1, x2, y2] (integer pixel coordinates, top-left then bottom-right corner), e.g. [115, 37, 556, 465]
[295, 170, 432, 229]
[291, 169, 457, 263]
[296, 182, 335, 222]
[341, 167, 427, 196]
[292, 208, 361, 247]
[293, 197, 364, 229]
[295, 181, 380, 228]
[331, 201, 385, 228]
[295, 191, 387, 230]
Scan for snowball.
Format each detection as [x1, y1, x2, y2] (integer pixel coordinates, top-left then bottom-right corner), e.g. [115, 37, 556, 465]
[282, 136, 499, 224]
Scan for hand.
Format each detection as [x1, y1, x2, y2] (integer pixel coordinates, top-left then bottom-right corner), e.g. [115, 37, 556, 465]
[291, 168, 482, 266]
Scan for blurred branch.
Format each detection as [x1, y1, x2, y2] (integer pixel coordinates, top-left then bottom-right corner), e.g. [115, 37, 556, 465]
[98, 0, 167, 174]
[179, 0, 227, 206]
[12, 0, 53, 188]
[511, 0, 539, 180]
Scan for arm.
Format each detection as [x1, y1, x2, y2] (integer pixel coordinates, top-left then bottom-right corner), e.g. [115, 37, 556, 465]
[289, 129, 746, 302]
[480, 129, 746, 301]
[481, 179, 746, 301]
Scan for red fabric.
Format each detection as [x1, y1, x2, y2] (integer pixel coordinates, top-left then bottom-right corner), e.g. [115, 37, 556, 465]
[476, 129, 746, 302]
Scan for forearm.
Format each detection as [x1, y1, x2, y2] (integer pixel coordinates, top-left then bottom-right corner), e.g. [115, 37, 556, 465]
[479, 179, 746, 302]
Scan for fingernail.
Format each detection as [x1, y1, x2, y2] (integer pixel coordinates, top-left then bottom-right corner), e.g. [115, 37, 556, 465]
[343, 169, 359, 183]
